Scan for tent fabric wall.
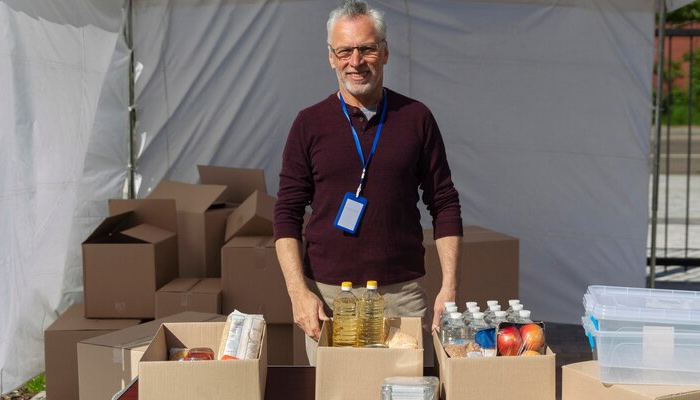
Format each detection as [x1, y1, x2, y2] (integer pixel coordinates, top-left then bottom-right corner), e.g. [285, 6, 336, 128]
[0, 0, 689, 393]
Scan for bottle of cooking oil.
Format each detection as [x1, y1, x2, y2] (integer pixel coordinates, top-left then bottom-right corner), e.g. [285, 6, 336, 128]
[356, 280, 385, 347]
[332, 281, 358, 347]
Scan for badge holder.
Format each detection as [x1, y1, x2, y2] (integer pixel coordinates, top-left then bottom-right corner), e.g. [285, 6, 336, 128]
[333, 192, 367, 234]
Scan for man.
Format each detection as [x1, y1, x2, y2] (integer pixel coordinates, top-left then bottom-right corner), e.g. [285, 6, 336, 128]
[274, 0, 462, 360]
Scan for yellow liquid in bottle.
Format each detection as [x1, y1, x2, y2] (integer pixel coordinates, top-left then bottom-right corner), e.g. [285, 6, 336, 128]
[357, 289, 385, 347]
[332, 295, 358, 347]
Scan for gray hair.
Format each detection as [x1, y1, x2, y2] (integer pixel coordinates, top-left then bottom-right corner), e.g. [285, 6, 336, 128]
[327, 0, 386, 45]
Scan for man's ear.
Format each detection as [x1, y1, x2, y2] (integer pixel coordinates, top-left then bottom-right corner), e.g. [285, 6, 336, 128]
[383, 43, 389, 65]
[328, 51, 335, 69]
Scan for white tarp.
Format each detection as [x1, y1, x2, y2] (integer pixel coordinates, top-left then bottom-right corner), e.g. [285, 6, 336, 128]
[1, 0, 690, 393]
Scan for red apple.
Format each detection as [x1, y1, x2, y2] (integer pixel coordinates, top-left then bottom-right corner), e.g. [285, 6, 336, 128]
[497, 326, 523, 356]
[520, 323, 545, 351]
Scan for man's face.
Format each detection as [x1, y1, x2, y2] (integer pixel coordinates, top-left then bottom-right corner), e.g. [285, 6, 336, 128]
[328, 15, 388, 103]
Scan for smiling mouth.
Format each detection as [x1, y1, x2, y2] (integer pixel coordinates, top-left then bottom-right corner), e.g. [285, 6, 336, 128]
[347, 71, 370, 81]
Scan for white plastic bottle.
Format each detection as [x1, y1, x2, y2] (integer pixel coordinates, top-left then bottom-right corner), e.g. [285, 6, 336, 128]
[484, 304, 502, 325]
[442, 312, 467, 345]
[332, 281, 358, 347]
[439, 304, 459, 343]
[468, 312, 495, 356]
[515, 310, 533, 323]
[507, 304, 524, 322]
[489, 310, 508, 328]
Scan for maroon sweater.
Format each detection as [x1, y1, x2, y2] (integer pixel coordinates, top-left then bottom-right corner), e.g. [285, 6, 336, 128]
[274, 88, 462, 286]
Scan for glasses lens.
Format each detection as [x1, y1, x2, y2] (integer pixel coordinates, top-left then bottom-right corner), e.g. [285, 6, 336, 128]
[335, 47, 353, 59]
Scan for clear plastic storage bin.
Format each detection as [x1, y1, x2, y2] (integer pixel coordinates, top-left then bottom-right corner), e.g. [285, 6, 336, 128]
[381, 376, 439, 400]
[582, 285, 700, 385]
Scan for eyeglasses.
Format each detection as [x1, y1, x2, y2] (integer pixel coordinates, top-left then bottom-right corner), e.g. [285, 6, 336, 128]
[329, 40, 385, 60]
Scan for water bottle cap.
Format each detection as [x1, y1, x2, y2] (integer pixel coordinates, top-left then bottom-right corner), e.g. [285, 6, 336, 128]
[494, 311, 507, 317]
[341, 281, 353, 290]
[519, 310, 531, 318]
[366, 280, 378, 289]
[508, 299, 520, 306]
[472, 312, 485, 319]
[450, 312, 462, 319]
[486, 300, 499, 307]
[465, 301, 478, 309]
[489, 304, 501, 311]
[468, 306, 480, 313]
[446, 305, 458, 312]
[513, 304, 524, 311]
[444, 301, 456, 308]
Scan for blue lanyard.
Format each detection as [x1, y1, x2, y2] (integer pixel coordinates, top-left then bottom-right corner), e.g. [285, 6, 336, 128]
[338, 89, 388, 197]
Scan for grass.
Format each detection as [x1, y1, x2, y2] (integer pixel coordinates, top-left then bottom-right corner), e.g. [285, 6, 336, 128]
[24, 374, 45, 394]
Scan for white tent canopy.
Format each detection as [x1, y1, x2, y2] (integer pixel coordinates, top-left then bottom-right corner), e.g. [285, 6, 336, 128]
[0, 0, 692, 392]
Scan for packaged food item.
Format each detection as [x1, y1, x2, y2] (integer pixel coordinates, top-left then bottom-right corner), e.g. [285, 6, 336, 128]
[184, 347, 215, 361]
[495, 321, 546, 356]
[169, 347, 188, 361]
[386, 327, 418, 349]
[217, 310, 266, 360]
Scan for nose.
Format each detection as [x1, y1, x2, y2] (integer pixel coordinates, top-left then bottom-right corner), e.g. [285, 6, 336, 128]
[348, 48, 365, 67]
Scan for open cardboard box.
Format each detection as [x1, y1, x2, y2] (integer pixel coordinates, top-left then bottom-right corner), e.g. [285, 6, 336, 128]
[433, 331, 555, 399]
[139, 321, 267, 400]
[224, 190, 275, 239]
[563, 361, 700, 400]
[315, 317, 423, 400]
[155, 278, 221, 318]
[77, 311, 224, 400]
[149, 165, 266, 278]
[82, 199, 178, 318]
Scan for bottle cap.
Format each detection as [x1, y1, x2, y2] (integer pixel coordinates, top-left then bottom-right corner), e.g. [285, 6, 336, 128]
[450, 312, 462, 319]
[465, 301, 478, 309]
[519, 310, 531, 318]
[486, 300, 499, 307]
[472, 312, 485, 319]
[512, 304, 524, 311]
[468, 306, 480, 313]
[489, 304, 501, 311]
[494, 311, 507, 317]
[366, 280, 378, 289]
[508, 299, 520, 306]
[446, 305, 458, 312]
[341, 281, 353, 290]
[444, 301, 456, 308]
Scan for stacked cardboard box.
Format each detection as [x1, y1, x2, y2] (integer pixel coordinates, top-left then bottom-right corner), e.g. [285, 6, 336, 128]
[155, 277, 221, 318]
[563, 361, 700, 400]
[433, 332, 555, 399]
[77, 311, 225, 400]
[139, 321, 267, 399]
[44, 304, 141, 400]
[82, 199, 179, 319]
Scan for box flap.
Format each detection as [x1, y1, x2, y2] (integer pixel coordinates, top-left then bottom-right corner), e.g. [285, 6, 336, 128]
[198, 165, 267, 203]
[149, 180, 227, 214]
[84, 213, 132, 242]
[46, 304, 141, 332]
[192, 278, 222, 294]
[108, 199, 178, 233]
[224, 236, 275, 248]
[122, 223, 175, 243]
[80, 312, 224, 350]
[224, 191, 276, 241]
[158, 278, 201, 293]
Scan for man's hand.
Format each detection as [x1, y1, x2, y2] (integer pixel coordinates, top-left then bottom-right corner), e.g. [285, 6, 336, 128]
[432, 286, 457, 331]
[290, 288, 329, 341]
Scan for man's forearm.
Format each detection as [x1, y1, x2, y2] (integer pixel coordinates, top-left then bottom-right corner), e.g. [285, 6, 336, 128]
[435, 235, 461, 292]
[275, 237, 308, 295]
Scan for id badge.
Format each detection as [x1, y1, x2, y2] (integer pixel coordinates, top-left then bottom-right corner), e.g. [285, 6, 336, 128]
[333, 192, 367, 234]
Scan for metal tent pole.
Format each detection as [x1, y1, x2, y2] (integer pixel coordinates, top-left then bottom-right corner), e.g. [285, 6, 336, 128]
[650, 1, 668, 289]
[125, 0, 137, 199]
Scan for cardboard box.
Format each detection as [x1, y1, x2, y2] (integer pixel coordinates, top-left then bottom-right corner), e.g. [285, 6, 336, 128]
[77, 311, 224, 400]
[433, 331, 555, 399]
[155, 278, 221, 318]
[221, 236, 293, 323]
[139, 322, 267, 400]
[82, 199, 178, 318]
[293, 324, 310, 366]
[44, 304, 140, 400]
[149, 165, 266, 278]
[563, 361, 700, 400]
[315, 317, 423, 400]
[224, 190, 276, 239]
[421, 226, 519, 317]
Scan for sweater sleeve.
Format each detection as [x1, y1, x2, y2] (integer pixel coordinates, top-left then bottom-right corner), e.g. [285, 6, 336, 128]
[274, 112, 314, 241]
[418, 111, 463, 239]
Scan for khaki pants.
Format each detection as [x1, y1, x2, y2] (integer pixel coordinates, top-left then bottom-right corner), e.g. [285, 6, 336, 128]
[304, 278, 430, 366]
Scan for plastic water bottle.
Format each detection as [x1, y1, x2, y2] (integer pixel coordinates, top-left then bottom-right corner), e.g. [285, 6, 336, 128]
[442, 312, 467, 345]
[463, 306, 480, 325]
[332, 281, 358, 347]
[515, 310, 533, 323]
[486, 300, 499, 309]
[357, 280, 385, 346]
[505, 299, 520, 315]
[468, 312, 495, 356]
[507, 304, 524, 322]
[465, 301, 478, 310]
[489, 310, 508, 328]
[484, 304, 502, 325]
[439, 304, 459, 343]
